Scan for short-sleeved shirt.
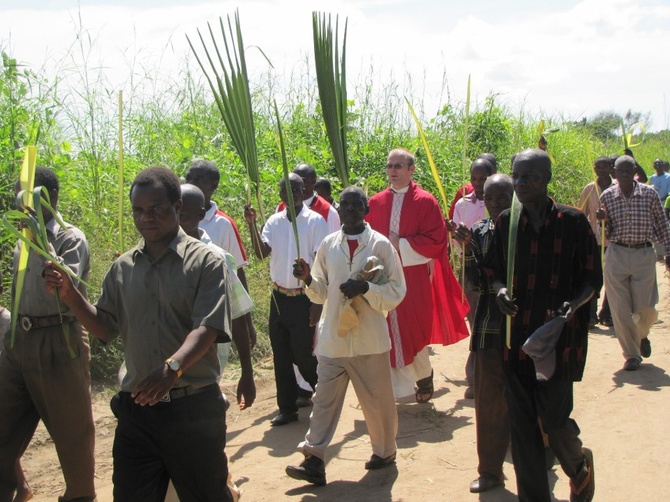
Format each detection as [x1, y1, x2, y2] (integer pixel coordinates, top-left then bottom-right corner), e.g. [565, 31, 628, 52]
[199, 201, 248, 269]
[649, 172, 670, 201]
[452, 191, 487, 232]
[261, 205, 329, 289]
[488, 199, 602, 381]
[200, 230, 254, 319]
[13, 215, 90, 316]
[95, 228, 231, 391]
[600, 181, 670, 252]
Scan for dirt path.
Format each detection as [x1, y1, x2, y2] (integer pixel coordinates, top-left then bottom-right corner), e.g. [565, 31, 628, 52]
[21, 263, 670, 501]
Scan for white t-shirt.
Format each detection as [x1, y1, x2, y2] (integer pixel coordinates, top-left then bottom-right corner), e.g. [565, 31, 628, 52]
[198, 201, 248, 269]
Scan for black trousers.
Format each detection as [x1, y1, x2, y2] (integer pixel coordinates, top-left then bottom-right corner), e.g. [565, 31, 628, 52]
[110, 386, 232, 502]
[506, 373, 585, 502]
[269, 291, 318, 414]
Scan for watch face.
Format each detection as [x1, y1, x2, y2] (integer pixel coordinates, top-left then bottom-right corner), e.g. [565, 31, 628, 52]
[168, 360, 180, 372]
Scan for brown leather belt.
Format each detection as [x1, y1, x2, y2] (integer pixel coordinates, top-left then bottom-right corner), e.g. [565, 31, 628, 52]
[18, 314, 76, 332]
[613, 241, 652, 249]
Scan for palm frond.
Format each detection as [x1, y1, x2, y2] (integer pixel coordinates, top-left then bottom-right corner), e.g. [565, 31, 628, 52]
[187, 10, 265, 221]
[312, 12, 349, 187]
[273, 101, 300, 261]
[405, 98, 449, 215]
[12, 146, 37, 345]
[506, 193, 522, 349]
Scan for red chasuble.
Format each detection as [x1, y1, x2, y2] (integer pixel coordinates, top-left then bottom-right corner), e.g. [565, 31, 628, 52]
[367, 181, 470, 367]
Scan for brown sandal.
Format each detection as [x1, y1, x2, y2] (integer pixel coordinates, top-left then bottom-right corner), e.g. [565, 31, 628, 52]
[569, 447, 595, 502]
[415, 370, 434, 403]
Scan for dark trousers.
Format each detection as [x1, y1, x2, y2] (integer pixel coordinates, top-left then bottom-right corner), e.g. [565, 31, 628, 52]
[591, 245, 611, 322]
[506, 373, 585, 502]
[0, 324, 95, 502]
[269, 291, 318, 414]
[474, 348, 510, 479]
[110, 386, 231, 502]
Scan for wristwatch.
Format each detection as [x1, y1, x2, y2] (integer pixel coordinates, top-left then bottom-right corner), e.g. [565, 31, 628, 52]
[165, 358, 183, 378]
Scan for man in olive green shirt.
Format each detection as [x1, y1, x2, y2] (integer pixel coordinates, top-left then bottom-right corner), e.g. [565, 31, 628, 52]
[46, 167, 234, 501]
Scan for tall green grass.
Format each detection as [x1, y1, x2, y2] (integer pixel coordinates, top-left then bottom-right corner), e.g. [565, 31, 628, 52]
[1, 30, 667, 380]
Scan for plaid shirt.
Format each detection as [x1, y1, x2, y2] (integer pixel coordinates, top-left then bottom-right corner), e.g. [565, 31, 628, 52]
[464, 218, 503, 350]
[487, 199, 602, 381]
[600, 181, 670, 252]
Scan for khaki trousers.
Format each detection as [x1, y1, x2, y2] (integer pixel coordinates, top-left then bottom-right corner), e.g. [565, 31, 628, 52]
[0, 323, 96, 501]
[604, 245, 658, 361]
[299, 352, 397, 461]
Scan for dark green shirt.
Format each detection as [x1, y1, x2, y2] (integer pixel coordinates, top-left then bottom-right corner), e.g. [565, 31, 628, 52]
[96, 228, 231, 391]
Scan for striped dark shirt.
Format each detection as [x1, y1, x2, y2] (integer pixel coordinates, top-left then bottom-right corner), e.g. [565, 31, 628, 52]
[487, 199, 603, 381]
[464, 218, 503, 350]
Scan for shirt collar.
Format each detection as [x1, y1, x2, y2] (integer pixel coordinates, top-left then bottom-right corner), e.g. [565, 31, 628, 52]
[203, 201, 219, 222]
[45, 214, 62, 237]
[612, 180, 641, 198]
[391, 184, 410, 194]
[337, 222, 372, 243]
[520, 198, 558, 232]
[133, 227, 190, 262]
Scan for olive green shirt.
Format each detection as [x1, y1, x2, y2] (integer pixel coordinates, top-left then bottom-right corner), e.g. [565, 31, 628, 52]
[96, 228, 231, 391]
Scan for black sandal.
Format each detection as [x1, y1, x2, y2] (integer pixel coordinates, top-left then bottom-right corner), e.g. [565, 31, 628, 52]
[415, 370, 434, 403]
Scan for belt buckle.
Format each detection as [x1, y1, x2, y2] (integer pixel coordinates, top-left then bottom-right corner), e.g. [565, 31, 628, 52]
[20, 316, 33, 331]
[159, 393, 171, 403]
[287, 289, 297, 297]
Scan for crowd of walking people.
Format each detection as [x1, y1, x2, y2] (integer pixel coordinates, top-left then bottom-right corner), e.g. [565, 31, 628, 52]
[1, 144, 668, 502]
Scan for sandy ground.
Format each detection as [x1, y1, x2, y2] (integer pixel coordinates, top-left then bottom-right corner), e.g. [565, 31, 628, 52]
[20, 263, 670, 502]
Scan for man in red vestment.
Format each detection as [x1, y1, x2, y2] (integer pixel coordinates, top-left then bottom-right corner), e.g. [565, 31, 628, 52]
[366, 148, 470, 402]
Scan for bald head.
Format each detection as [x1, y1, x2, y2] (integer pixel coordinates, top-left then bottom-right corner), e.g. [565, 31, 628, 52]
[483, 173, 513, 220]
[614, 155, 635, 170]
[179, 184, 206, 238]
[294, 163, 317, 193]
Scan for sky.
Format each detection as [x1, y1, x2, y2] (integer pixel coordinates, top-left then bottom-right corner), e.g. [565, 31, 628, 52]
[1, 0, 670, 131]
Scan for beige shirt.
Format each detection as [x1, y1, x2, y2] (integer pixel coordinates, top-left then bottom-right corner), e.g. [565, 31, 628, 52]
[306, 224, 406, 358]
[578, 181, 611, 246]
[96, 228, 231, 391]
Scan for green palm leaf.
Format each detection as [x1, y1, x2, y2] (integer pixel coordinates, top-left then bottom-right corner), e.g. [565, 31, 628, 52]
[187, 10, 266, 221]
[506, 193, 522, 349]
[273, 101, 300, 260]
[312, 12, 349, 187]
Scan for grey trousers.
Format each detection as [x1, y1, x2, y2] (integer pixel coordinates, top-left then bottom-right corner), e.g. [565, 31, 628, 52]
[299, 352, 397, 461]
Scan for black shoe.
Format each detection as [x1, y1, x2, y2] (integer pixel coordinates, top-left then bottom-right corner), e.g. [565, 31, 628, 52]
[270, 412, 299, 426]
[623, 358, 641, 371]
[286, 455, 326, 485]
[296, 394, 313, 408]
[640, 338, 652, 358]
[364, 452, 396, 470]
[469, 474, 504, 493]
